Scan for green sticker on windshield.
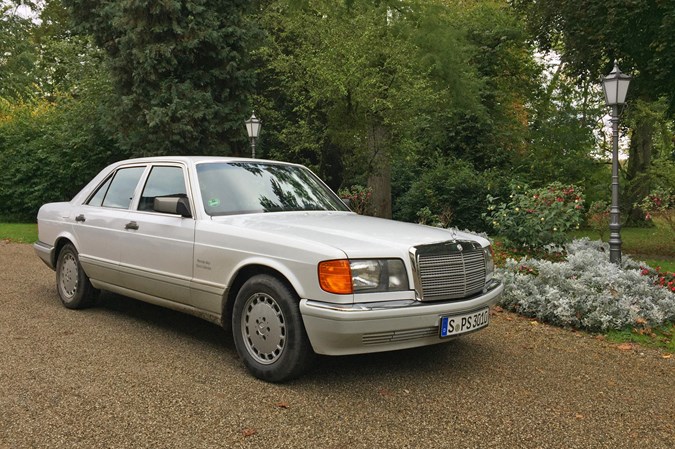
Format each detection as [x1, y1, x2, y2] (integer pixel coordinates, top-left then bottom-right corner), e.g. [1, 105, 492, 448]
[208, 198, 220, 207]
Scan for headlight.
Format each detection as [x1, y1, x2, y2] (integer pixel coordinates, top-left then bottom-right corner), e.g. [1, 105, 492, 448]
[318, 259, 409, 294]
[484, 245, 495, 281]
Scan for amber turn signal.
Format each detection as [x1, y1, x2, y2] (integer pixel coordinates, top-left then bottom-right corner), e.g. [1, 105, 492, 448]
[318, 260, 353, 294]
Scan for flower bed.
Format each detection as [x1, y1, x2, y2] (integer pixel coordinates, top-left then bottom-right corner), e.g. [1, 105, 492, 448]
[496, 238, 675, 331]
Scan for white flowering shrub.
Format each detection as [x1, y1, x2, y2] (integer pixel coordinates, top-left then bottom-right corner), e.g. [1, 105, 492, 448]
[496, 238, 675, 331]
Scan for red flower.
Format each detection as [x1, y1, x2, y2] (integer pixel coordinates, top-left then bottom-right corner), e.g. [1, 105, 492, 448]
[641, 269, 650, 276]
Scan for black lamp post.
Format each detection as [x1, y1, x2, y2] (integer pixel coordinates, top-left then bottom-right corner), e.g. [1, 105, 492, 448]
[245, 112, 262, 159]
[601, 61, 631, 265]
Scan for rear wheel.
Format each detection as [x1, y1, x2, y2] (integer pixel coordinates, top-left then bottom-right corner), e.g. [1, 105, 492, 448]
[232, 274, 314, 382]
[55, 243, 98, 309]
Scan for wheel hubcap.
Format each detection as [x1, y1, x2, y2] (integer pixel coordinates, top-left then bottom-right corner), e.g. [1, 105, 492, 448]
[241, 293, 286, 364]
[60, 253, 79, 300]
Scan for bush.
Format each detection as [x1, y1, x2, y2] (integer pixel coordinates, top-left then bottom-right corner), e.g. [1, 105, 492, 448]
[0, 85, 125, 221]
[338, 185, 373, 215]
[497, 238, 675, 331]
[484, 182, 585, 249]
[637, 187, 675, 238]
[586, 200, 610, 240]
[394, 158, 492, 231]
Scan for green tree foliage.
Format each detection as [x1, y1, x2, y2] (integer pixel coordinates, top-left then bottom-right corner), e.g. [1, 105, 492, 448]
[1, 2, 38, 100]
[516, 58, 605, 188]
[253, 0, 545, 225]
[253, 0, 449, 216]
[513, 0, 675, 222]
[62, 0, 256, 156]
[0, 75, 125, 221]
[512, 0, 675, 109]
[0, 1, 124, 220]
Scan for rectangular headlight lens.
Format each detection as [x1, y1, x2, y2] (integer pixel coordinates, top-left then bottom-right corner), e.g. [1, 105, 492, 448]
[351, 259, 408, 293]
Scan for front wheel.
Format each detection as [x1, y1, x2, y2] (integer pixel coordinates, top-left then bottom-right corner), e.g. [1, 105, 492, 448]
[55, 243, 98, 309]
[232, 274, 314, 382]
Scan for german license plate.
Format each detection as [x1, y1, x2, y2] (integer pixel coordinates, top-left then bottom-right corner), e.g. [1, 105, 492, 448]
[440, 307, 490, 338]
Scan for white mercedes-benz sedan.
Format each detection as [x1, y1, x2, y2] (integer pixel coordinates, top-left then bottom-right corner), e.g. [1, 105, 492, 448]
[34, 156, 503, 381]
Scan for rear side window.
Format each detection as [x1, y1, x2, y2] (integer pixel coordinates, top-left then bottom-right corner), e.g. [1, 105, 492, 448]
[87, 176, 113, 207]
[88, 167, 145, 209]
[138, 166, 188, 212]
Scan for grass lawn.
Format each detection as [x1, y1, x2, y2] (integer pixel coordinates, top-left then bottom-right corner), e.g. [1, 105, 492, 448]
[0, 223, 38, 243]
[606, 324, 675, 354]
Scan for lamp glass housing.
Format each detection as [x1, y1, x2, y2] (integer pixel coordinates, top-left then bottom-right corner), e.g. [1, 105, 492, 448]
[602, 63, 631, 106]
[245, 113, 262, 138]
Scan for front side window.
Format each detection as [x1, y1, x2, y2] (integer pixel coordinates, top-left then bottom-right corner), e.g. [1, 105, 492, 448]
[196, 162, 348, 216]
[94, 166, 146, 209]
[138, 166, 187, 212]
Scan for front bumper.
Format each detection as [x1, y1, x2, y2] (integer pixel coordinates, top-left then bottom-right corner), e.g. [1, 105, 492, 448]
[300, 279, 503, 355]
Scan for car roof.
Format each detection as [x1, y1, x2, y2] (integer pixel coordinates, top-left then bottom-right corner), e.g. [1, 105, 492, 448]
[113, 156, 300, 166]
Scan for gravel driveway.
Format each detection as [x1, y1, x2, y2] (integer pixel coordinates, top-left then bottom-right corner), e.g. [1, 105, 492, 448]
[1, 242, 673, 448]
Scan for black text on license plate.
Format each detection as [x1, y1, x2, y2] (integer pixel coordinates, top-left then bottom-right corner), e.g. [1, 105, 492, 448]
[440, 308, 490, 338]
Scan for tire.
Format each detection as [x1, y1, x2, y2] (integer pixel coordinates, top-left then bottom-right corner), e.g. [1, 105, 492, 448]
[55, 243, 98, 309]
[232, 274, 314, 382]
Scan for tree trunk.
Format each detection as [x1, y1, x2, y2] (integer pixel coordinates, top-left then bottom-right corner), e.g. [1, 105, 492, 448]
[625, 116, 654, 222]
[366, 123, 392, 218]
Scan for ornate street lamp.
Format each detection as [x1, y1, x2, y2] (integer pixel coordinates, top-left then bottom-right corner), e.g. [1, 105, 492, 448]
[245, 112, 262, 159]
[602, 61, 631, 265]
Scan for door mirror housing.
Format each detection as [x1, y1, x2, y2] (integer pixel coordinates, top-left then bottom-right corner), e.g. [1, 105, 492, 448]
[153, 196, 192, 218]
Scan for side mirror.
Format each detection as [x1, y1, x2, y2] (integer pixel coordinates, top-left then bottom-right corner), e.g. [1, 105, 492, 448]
[154, 196, 192, 218]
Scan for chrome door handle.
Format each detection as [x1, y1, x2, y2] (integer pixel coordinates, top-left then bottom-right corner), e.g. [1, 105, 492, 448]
[125, 221, 139, 230]
[75, 214, 86, 222]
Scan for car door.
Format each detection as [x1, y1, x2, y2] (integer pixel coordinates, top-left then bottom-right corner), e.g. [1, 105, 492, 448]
[117, 164, 196, 305]
[72, 165, 146, 286]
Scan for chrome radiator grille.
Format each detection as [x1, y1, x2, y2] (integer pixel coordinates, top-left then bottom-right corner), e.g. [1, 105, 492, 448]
[411, 241, 486, 301]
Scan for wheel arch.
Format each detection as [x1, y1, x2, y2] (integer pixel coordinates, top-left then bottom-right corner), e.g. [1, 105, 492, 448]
[222, 264, 300, 332]
[52, 236, 76, 267]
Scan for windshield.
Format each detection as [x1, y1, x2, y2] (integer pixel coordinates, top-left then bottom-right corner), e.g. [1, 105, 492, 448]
[196, 162, 349, 216]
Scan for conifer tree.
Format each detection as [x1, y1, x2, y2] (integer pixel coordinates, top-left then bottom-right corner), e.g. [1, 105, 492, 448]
[63, 0, 256, 156]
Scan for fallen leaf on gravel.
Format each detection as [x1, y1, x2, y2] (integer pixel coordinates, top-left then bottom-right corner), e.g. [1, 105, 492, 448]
[378, 388, 393, 397]
[595, 335, 606, 341]
[662, 354, 672, 359]
[242, 428, 256, 437]
[529, 321, 539, 326]
[505, 316, 513, 321]
[493, 306, 504, 313]
[635, 317, 647, 326]
[617, 343, 634, 351]
[575, 414, 584, 420]
[275, 401, 290, 409]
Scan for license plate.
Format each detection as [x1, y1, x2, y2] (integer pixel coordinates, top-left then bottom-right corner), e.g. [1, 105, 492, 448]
[440, 307, 490, 338]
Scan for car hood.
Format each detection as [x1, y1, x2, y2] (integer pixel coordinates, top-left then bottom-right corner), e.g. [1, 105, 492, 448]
[211, 212, 489, 258]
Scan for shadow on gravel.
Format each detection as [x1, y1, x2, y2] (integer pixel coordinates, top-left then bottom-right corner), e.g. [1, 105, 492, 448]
[302, 338, 483, 385]
[87, 291, 485, 383]
[94, 291, 233, 350]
